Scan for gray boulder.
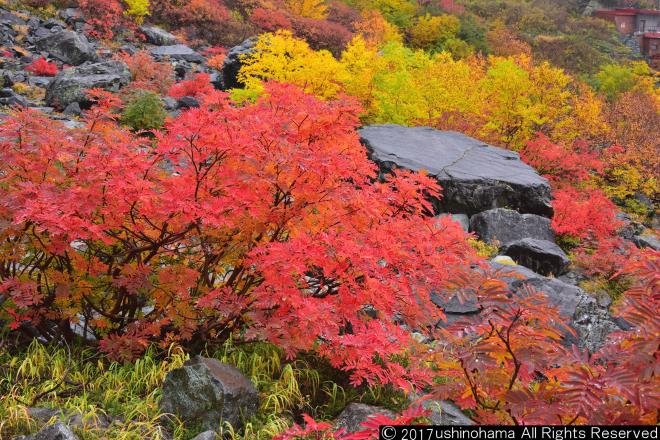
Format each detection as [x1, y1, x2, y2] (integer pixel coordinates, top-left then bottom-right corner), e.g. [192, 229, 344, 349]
[335, 403, 394, 433]
[59, 8, 84, 25]
[150, 45, 204, 63]
[359, 125, 553, 217]
[491, 261, 623, 352]
[139, 25, 177, 46]
[34, 31, 97, 66]
[20, 423, 79, 440]
[633, 233, 660, 251]
[222, 37, 257, 90]
[45, 61, 130, 109]
[469, 208, 554, 246]
[159, 356, 258, 431]
[0, 88, 28, 107]
[436, 213, 469, 232]
[501, 238, 570, 276]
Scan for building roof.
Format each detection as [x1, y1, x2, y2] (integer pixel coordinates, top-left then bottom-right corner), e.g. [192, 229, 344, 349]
[642, 32, 660, 38]
[594, 8, 660, 16]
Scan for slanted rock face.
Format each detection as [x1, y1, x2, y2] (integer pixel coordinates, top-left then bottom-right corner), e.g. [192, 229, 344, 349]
[501, 238, 570, 276]
[469, 208, 554, 246]
[358, 125, 553, 217]
[46, 61, 131, 109]
[150, 44, 204, 63]
[222, 37, 257, 90]
[139, 25, 177, 46]
[34, 30, 97, 66]
[334, 403, 395, 433]
[159, 356, 258, 431]
[491, 261, 624, 352]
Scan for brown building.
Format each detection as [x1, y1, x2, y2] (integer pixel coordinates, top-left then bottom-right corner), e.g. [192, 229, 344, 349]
[594, 8, 660, 34]
[641, 32, 660, 67]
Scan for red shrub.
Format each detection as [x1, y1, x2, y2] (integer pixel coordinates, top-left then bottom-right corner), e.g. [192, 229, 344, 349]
[551, 187, 622, 240]
[520, 134, 604, 186]
[573, 236, 634, 277]
[149, 0, 248, 45]
[0, 83, 475, 385]
[326, 1, 360, 30]
[292, 16, 353, 55]
[79, 0, 133, 40]
[26, 57, 58, 76]
[168, 73, 214, 99]
[118, 50, 175, 95]
[250, 7, 292, 32]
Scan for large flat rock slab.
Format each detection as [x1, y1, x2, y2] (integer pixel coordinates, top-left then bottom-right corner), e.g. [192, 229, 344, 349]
[359, 125, 553, 217]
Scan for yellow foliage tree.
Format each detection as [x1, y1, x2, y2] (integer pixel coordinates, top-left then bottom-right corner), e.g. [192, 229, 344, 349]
[286, 0, 327, 19]
[124, 0, 150, 23]
[236, 31, 345, 100]
[408, 13, 460, 50]
[353, 10, 403, 47]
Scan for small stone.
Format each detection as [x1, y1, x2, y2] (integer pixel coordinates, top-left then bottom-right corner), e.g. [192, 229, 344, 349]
[501, 238, 570, 276]
[492, 255, 516, 265]
[159, 356, 259, 431]
[335, 403, 395, 433]
[22, 423, 79, 440]
[190, 431, 217, 440]
[139, 26, 177, 46]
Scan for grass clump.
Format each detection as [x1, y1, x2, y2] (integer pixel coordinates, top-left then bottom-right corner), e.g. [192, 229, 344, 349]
[121, 90, 167, 131]
[0, 338, 407, 439]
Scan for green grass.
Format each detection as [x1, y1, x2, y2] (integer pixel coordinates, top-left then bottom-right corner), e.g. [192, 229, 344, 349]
[0, 338, 406, 439]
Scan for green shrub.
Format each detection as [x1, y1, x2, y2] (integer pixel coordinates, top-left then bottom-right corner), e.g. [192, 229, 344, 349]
[121, 90, 167, 131]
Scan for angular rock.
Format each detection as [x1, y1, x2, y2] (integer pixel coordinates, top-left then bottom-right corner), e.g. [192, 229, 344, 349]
[59, 8, 84, 25]
[139, 25, 177, 46]
[28, 76, 53, 88]
[632, 233, 660, 251]
[22, 423, 79, 440]
[150, 45, 203, 63]
[177, 96, 199, 109]
[359, 125, 553, 217]
[491, 261, 623, 352]
[0, 88, 28, 107]
[431, 291, 480, 315]
[159, 356, 258, 431]
[492, 255, 516, 266]
[46, 61, 130, 109]
[436, 213, 469, 232]
[501, 238, 570, 276]
[222, 37, 257, 90]
[616, 212, 643, 241]
[469, 208, 554, 247]
[35, 30, 97, 66]
[334, 403, 394, 434]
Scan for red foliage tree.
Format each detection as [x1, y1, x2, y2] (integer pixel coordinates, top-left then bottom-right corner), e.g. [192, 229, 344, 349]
[291, 17, 354, 55]
[250, 7, 293, 32]
[551, 187, 622, 240]
[168, 73, 214, 99]
[118, 50, 175, 95]
[519, 134, 603, 186]
[0, 83, 475, 387]
[79, 0, 133, 40]
[25, 57, 58, 76]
